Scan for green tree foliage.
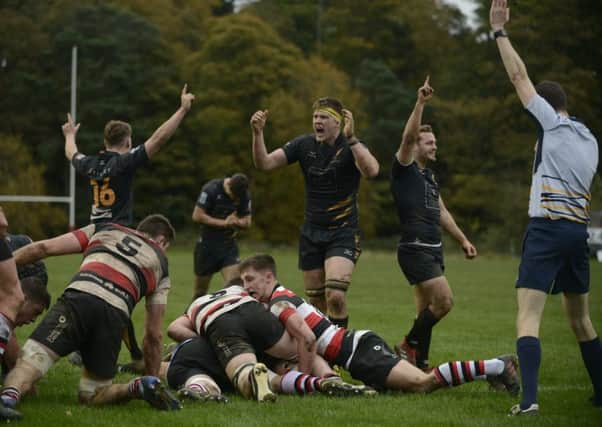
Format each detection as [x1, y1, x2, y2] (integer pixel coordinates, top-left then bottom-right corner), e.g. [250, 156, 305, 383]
[1, 0, 599, 248]
[0, 135, 67, 238]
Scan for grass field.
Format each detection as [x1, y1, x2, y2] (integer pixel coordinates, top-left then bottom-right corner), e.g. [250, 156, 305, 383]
[11, 245, 602, 426]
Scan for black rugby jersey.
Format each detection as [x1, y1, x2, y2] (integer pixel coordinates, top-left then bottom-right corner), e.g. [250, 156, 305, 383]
[390, 157, 441, 244]
[72, 146, 148, 225]
[283, 133, 361, 229]
[196, 178, 251, 241]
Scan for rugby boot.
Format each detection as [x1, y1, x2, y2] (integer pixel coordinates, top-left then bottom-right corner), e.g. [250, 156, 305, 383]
[394, 337, 417, 366]
[487, 354, 520, 396]
[319, 377, 378, 397]
[177, 387, 229, 404]
[508, 403, 539, 416]
[138, 376, 182, 410]
[249, 363, 276, 402]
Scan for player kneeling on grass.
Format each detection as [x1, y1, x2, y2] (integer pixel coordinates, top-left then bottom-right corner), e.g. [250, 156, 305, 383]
[0, 215, 182, 421]
[241, 254, 520, 397]
[166, 282, 375, 402]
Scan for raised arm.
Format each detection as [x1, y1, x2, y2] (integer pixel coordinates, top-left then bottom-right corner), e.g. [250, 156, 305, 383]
[439, 196, 477, 259]
[490, 0, 536, 107]
[342, 109, 379, 178]
[143, 84, 195, 158]
[13, 232, 83, 265]
[250, 110, 288, 171]
[61, 113, 81, 161]
[397, 76, 434, 165]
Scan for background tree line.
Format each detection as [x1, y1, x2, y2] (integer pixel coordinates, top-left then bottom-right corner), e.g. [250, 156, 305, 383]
[1, 0, 600, 251]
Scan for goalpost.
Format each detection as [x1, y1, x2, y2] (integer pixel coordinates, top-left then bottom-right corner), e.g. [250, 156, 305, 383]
[0, 46, 78, 229]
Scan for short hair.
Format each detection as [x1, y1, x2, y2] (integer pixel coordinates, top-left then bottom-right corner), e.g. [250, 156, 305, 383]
[229, 173, 249, 200]
[137, 214, 176, 244]
[104, 120, 132, 148]
[239, 254, 277, 276]
[419, 124, 433, 133]
[312, 97, 344, 117]
[21, 276, 51, 309]
[535, 80, 567, 111]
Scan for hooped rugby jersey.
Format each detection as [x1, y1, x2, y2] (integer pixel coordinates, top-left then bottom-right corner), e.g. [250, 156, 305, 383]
[186, 285, 255, 335]
[268, 284, 367, 369]
[68, 222, 169, 315]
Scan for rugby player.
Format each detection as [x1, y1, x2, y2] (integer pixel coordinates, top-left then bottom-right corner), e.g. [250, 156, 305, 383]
[240, 254, 519, 396]
[390, 76, 477, 370]
[250, 98, 379, 328]
[166, 283, 374, 401]
[490, 0, 601, 415]
[191, 173, 251, 299]
[0, 215, 181, 420]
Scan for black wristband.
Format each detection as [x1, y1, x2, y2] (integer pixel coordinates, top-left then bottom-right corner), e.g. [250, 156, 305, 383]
[347, 137, 359, 147]
[493, 29, 508, 39]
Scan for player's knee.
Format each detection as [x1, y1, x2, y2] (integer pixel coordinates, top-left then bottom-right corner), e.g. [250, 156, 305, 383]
[20, 339, 54, 377]
[231, 362, 255, 399]
[78, 377, 112, 404]
[432, 296, 453, 317]
[568, 315, 596, 341]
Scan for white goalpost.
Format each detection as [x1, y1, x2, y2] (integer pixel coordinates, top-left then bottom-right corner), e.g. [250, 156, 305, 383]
[0, 46, 78, 229]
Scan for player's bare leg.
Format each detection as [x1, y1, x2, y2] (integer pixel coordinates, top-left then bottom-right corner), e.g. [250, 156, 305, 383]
[303, 268, 326, 312]
[221, 264, 240, 283]
[324, 256, 354, 328]
[193, 274, 212, 299]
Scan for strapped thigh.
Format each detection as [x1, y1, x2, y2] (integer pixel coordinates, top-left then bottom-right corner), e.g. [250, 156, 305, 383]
[325, 279, 350, 292]
[305, 286, 325, 298]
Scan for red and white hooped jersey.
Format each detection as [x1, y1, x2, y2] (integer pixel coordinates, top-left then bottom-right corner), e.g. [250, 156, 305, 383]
[268, 284, 367, 369]
[186, 285, 255, 335]
[68, 222, 170, 315]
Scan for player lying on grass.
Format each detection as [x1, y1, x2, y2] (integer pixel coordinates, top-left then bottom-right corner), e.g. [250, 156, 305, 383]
[240, 254, 520, 396]
[166, 281, 376, 402]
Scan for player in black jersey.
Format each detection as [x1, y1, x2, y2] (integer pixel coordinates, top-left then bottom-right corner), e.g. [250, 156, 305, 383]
[62, 85, 195, 225]
[61, 85, 194, 370]
[191, 173, 251, 298]
[391, 77, 477, 371]
[250, 98, 379, 328]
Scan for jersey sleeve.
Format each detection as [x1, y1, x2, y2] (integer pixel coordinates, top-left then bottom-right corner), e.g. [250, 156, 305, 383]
[282, 135, 305, 164]
[71, 154, 92, 176]
[237, 192, 252, 216]
[526, 94, 560, 131]
[114, 145, 149, 174]
[196, 182, 216, 211]
[71, 223, 97, 251]
[146, 276, 170, 306]
[390, 156, 414, 179]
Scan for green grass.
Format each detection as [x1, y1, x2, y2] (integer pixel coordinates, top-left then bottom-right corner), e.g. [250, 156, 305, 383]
[12, 246, 602, 426]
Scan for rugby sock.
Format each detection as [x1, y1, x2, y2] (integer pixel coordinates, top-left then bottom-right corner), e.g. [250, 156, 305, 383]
[127, 377, 143, 397]
[187, 382, 209, 395]
[434, 359, 504, 386]
[0, 387, 20, 408]
[517, 336, 540, 409]
[329, 316, 348, 329]
[579, 337, 602, 405]
[406, 308, 439, 367]
[280, 370, 321, 395]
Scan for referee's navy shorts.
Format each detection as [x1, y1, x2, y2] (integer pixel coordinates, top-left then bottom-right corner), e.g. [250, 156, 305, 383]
[517, 217, 590, 294]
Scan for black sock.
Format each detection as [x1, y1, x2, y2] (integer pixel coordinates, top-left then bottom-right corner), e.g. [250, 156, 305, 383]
[329, 316, 348, 329]
[407, 308, 438, 367]
[579, 337, 602, 404]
